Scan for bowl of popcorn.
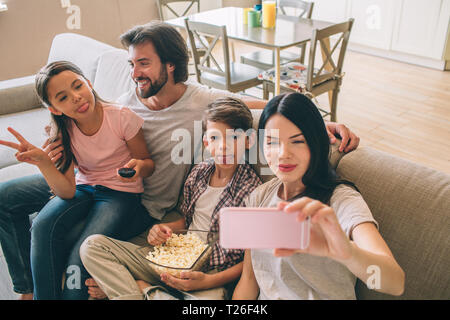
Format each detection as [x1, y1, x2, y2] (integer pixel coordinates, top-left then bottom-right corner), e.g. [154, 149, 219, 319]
[140, 229, 217, 278]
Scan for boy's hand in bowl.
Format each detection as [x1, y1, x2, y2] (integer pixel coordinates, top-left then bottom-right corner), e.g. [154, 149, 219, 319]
[147, 224, 172, 246]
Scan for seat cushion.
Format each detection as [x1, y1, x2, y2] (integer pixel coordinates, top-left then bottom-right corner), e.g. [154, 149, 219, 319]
[240, 50, 301, 70]
[200, 62, 262, 89]
[259, 62, 332, 91]
[93, 49, 136, 102]
[0, 108, 50, 170]
[47, 33, 117, 83]
[0, 162, 41, 183]
[336, 147, 450, 300]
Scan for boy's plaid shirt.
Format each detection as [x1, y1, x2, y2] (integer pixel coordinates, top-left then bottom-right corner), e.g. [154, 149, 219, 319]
[179, 159, 262, 271]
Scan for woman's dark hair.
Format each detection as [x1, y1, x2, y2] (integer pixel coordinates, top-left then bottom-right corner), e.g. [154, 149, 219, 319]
[258, 92, 356, 204]
[120, 21, 189, 84]
[35, 61, 103, 174]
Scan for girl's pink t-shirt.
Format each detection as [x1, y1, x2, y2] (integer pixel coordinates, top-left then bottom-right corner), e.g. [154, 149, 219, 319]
[68, 105, 145, 193]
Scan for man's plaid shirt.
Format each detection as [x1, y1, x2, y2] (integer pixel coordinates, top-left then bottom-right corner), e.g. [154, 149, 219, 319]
[179, 159, 262, 271]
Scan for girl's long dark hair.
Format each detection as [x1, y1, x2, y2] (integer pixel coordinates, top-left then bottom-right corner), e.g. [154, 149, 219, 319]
[258, 93, 357, 204]
[35, 61, 104, 174]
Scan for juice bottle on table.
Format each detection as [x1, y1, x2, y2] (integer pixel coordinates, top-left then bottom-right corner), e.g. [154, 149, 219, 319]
[262, 0, 276, 29]
[254, 4, 262, 27]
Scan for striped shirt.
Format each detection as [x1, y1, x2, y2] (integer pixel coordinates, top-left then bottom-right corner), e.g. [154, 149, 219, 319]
[180, 159, 262, 271]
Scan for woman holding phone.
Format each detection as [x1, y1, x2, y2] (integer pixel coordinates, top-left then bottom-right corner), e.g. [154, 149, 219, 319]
[232, 93, 404, 299]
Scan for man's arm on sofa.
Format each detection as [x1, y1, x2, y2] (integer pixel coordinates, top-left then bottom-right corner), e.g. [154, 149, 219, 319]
[324, 121, 360, 153]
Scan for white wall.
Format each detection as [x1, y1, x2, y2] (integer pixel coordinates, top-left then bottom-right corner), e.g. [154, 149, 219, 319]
[309, 0, 450, 69]
[0, 0, 249, 81]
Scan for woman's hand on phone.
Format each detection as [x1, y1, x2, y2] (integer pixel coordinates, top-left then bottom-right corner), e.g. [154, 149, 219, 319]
[275, 198, 353, 262]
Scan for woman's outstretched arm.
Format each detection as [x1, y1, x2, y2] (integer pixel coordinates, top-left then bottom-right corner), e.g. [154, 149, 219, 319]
[232, 250, 260, 300]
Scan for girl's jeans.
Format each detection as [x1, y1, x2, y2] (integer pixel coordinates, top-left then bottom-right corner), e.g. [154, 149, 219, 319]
[0, 174, 156, 300]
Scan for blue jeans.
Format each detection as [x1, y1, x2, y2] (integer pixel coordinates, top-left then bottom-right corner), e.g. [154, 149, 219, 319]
[0, 175, 51, 294]
[0, 174, 156, 299]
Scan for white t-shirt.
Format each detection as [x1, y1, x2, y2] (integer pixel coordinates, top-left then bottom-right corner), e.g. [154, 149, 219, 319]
[246, 178, 378, 300]
[117, 83, 242, 220]
[189, 184, 226, 242]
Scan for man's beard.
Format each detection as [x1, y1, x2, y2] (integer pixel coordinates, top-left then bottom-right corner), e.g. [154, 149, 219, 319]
[136, 66, 168, 99]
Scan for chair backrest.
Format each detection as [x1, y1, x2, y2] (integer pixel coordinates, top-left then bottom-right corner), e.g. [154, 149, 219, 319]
[278, 0, 314, 18]
[184, 19, 232, 89]
[306, 18, 354, 90]
[157, 0, 200, 21]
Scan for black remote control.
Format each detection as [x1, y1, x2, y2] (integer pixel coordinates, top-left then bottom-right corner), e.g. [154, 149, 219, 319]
[118, 168, 136, 178]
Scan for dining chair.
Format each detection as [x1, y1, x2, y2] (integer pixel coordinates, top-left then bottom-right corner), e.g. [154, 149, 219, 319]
[260, 18, 354, 122]
[157, 0, 200, 21]
[156, 0, 207, 73]
[240, 0, 315, 70]
[184, 18, 264, 93]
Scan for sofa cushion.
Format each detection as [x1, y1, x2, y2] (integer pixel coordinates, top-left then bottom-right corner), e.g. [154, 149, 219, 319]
[0, 76, 43, 116]
[336, 147, 450, 300]
[0, 163, 41, 184]
[0, 108, 50, 170]
[93, 49, 135, 102]
[47, 33, 117, 83]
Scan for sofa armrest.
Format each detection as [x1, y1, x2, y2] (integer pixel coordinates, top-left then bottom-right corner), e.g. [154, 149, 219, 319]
[0, 75, 43, 116]
[337, 147, 450, 299]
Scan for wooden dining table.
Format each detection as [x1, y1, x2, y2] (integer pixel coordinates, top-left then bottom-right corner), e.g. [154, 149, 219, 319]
[165, 6, 335, 95]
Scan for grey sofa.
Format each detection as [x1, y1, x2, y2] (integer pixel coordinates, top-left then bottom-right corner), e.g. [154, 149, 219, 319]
[0, 33, 448, 300]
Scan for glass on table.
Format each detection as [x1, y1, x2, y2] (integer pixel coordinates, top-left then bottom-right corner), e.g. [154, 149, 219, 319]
[262, 0, 276, 29]
[243, 7, 252, 24]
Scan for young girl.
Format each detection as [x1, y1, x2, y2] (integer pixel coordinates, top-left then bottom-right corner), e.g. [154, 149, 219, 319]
[0, 61, 155, 300]
[232, 93, 405, 299]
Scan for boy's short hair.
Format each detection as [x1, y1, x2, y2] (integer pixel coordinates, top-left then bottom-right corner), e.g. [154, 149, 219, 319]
[203, 97, 254, 132]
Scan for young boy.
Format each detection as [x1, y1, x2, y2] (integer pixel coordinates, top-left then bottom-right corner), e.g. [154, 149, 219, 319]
[79, 97, 262, 300]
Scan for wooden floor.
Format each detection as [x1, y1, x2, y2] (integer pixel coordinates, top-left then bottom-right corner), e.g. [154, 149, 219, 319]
[224, 43, 450, 175]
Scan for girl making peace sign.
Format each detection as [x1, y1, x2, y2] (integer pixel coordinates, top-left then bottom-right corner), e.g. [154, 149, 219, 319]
[0, 61, 155, 300]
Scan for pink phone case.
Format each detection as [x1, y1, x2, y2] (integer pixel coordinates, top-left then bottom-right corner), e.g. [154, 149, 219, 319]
[219, 207, 310, 249]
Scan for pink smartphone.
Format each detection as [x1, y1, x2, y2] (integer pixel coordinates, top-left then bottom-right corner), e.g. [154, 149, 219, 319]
[219, 207, 310, 249]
